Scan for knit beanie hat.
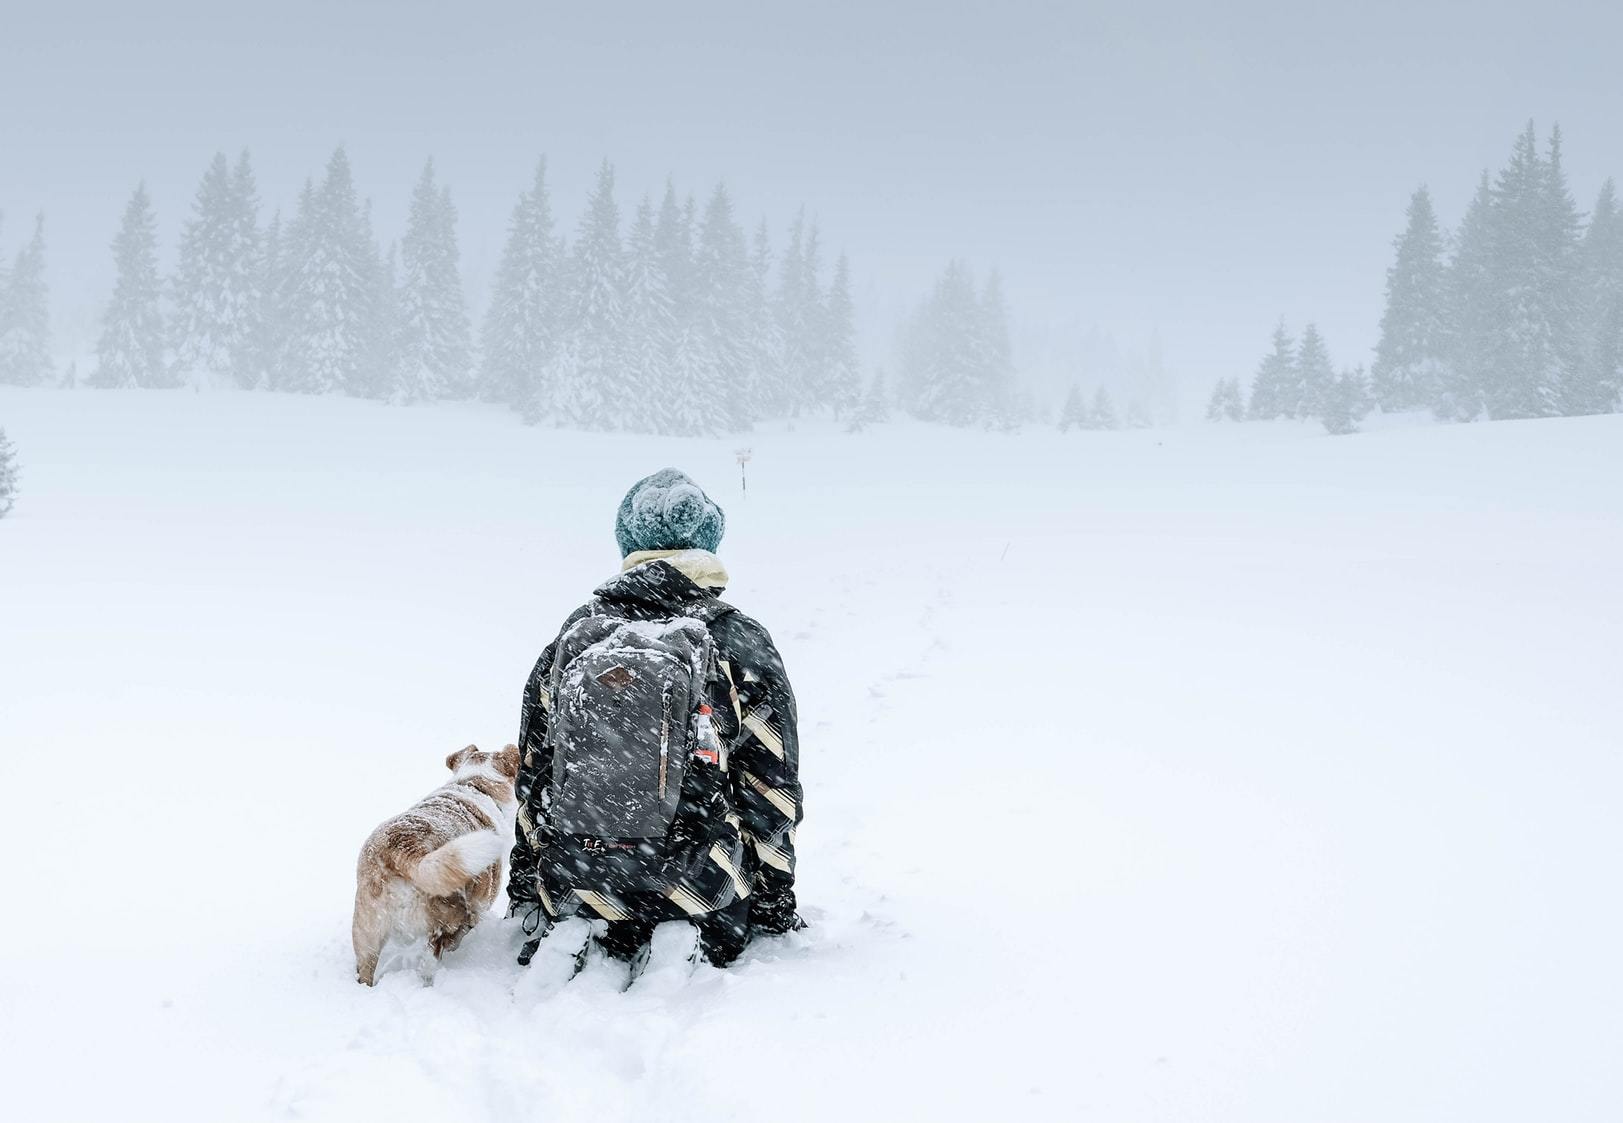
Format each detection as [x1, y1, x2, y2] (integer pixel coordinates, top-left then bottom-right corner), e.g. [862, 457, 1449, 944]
[613, 468, 726, 557]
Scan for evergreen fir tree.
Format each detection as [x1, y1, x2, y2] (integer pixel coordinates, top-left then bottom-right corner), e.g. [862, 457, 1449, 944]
[1089, 386, 1118, 430]
[1437, 171, 1495, 421]
[254, 209, 285, 391]
[1371, 186, 1448, 411]
[620, 195, 677, 432]
[1541, 124, 1585, 413]
[0, 427, 18, 518]
[1572, 178, 1623, 414]
[552, 159, 627, 430]
[227, 151, 264, 385]
[691, 182, 753, 433]
[745, 218, 786, 418]
[900, 260, 981, 423]
[396, 160, 473, 402]
[777, 210, 833, 416]
[824, 252, 861, 419]
[1480, 122, 1575, 419]
[860, 368, 891, 427]
[0, 213, 52, 387]
[170, 151, 261, 387]
[1247, 320, 1296, 419]
[1205, 377, 1246, 422]
[479, 158, 563, 411]
[91, 184, 168, 389]
[774, 210, 808, 414]
[1295, 323, 1335, 419]
[1322, 366, 1373, 435]
[899, 260, 1023, 427]
[363, 242, 403, 402]
[979, 269, 1019, 429]
[1222, 376, 1245, 420]
[345, 200, 391, 400]
[1059, 383, 1089, 431]
[278, 148, 375, 395]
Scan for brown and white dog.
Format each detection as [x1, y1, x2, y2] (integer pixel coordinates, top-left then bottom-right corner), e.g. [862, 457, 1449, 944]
[352, 744, 520, 986]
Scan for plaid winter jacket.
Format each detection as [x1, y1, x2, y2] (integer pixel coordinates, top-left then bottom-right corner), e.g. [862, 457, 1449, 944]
[506, 550, 802, 930]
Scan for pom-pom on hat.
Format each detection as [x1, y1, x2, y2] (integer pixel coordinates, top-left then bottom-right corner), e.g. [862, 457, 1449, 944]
[613, 469, 726, 557]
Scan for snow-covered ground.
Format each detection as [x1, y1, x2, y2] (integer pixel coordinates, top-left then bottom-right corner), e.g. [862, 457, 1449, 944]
[1, 389, 1619, 1122]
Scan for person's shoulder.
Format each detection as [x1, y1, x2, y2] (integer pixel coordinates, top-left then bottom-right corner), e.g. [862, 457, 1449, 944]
[710, 599, 784, 659]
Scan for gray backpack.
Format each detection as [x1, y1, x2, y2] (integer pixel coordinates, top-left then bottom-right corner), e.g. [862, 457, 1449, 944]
[543, 606, 722, 848]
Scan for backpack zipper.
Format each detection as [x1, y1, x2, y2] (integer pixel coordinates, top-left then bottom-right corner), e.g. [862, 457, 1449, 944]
[658, 688, 671, 799]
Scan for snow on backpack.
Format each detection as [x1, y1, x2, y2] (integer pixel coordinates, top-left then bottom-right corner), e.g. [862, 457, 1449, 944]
[542, 604, 726, 877]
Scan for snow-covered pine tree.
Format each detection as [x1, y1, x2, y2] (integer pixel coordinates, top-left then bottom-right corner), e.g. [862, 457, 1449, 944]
[1322, 366, 1373, 435]
[859, 368, 891, 427]
[1089, 386, 1118, 430]
[479, 158, 563, 412]
[1204, 379, 1227, 422]
[91, 184, 169, 389]
[1572, 179, 1623, 414]
[227, 151, 264, 385]
[1371, 186, 1448, 411]
[690, 183, 753, 433]
[774, 210, 809, 414]
[824, 252, 861, 420]
[1247, 320, 1296, 419]
[1295, 323, 1335, 419]
[796, 220, 831, 415]
[1541, 124, 1585, 415]
[0, 213, 52, 387]
[746, 218, 786, 418]
[342, 200, 392, 400]
[1059, 383, 1089, 431]
[0, 427, 18, 518]
[362, 242, 403, 401]
[1222, 376, 1245, 420]
[900, 260, 981, 423]
[395, 160, 473, 402]
[1436, 171, 1495, 421]
[278, 149, 375, 395]
[777, 211, 834, 416]
[552, 160, 627, 430]
[620, 195, 676, 432]
[169, 150, 234, 381]
[649, 180, 706, 431]
[170, 151, 261, 388]
[655, 181, 694, 321]
[254, 209, 285, 390]
[1479, 122, 1576, 419]
[978, 269, 1020, 430]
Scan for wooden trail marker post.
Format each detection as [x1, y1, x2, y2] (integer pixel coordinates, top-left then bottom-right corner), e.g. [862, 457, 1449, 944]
[735, 447, 753, 496]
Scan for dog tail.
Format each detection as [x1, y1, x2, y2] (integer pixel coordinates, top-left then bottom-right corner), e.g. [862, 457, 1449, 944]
[409, 830, 506, 898]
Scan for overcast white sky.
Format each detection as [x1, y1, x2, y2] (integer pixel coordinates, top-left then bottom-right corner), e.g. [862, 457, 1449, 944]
[5, 0, 1623, 397]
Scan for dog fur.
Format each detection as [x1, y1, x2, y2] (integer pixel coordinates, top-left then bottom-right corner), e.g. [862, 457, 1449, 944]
[352, 744, 520, 986]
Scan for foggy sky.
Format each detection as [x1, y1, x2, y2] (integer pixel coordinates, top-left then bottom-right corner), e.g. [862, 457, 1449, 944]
[5, 0, 1623, 399]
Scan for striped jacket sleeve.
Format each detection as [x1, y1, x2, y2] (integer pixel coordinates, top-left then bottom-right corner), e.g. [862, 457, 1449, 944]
[718, 614, 803, 902]
[506, 643, 556, 912]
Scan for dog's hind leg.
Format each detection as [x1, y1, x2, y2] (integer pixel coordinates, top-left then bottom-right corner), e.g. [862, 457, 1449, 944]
[353, 905, 383, 986]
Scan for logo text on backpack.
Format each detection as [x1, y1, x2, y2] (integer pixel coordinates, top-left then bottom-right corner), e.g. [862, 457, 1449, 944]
[596, 665, 636, 691]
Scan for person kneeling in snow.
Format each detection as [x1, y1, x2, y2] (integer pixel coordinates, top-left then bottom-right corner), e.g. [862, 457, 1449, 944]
[505, 468, 804, 970]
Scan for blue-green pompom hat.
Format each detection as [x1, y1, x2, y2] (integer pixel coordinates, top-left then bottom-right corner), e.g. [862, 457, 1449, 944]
[614, 469, 726, 557]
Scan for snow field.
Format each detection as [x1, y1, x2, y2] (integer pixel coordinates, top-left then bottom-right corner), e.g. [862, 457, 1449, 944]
[1, 388, 1619, 1122]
